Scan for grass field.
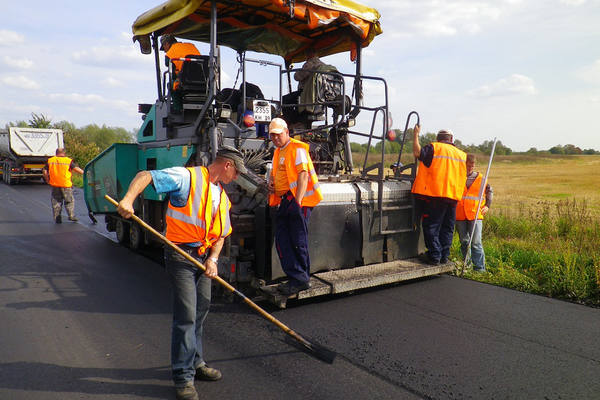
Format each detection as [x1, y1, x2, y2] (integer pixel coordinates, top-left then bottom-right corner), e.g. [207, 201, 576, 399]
[487, 154, 600, 217]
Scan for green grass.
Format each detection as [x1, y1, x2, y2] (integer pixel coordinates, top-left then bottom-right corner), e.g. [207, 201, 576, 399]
[71, 174, 83, 188]
[451, 198, 600, 306]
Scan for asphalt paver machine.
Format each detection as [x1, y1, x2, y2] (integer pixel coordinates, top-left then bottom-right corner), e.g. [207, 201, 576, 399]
[84, 0, 454, 307]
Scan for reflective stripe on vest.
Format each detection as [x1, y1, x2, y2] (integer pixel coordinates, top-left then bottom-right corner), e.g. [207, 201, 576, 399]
[411, 142, 467, 201]
[268, 138, 323, 207]
[47, 156, 73, 187]
[165, 166, 232, 254]
[456, 173, 486, 221]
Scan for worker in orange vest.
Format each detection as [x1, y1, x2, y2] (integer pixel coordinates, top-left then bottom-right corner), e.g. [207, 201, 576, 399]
[412, 126, 467, 265]
[117, 146, 246, 400]
[268, 117, 323, 296]
[161, 34, 202, 112]
[455, 154, 492, 271]
[161, 34, 201, 75]
[43, 148, 84, 223]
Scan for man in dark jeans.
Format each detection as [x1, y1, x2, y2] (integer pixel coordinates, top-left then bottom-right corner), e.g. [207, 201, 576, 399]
[117, 146, 247, 400]
[411, 126, 467, 265]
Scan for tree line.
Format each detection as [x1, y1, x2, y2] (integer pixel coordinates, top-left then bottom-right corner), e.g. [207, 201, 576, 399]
[5, 113, 136, 168]
[350, 128, 599, 156]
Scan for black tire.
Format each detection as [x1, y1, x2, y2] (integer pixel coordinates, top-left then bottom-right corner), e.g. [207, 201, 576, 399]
[6, 169, 14, 185]
[115, 219, 130, 244]
[129, 222, 143, 250]
[105, 215, 116, 232]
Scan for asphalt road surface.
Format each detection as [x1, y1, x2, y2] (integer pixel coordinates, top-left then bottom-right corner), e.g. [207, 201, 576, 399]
[1, 182, 599, 400]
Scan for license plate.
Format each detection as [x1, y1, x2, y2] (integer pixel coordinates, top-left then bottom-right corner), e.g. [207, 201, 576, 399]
[253, 100, 271, 122]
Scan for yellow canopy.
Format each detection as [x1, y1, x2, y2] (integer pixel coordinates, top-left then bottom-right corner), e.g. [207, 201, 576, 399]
[132, 0, 382, 63]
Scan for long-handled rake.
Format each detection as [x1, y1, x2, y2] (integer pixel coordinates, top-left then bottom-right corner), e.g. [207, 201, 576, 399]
[105, 194, 336, 364]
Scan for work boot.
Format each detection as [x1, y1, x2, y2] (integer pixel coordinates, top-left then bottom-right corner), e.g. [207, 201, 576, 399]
[196, 364, 222, 381]
[278, 281, 311, 296]
[418, 253, 439, 266]
[175, 381, 199, 400]
[68, 216, 79, 222]
[55, 215, 62, 224]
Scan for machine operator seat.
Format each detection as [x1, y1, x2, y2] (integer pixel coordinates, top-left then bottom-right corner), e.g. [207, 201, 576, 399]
[294, 65, 346, 129]
[176, 54, 210, 105]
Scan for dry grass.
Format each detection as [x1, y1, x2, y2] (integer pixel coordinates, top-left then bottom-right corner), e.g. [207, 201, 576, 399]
[488, 155, 600, 217]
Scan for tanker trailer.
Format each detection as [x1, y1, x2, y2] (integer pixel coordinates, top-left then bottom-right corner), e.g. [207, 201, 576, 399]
[0, 127, 64, 185]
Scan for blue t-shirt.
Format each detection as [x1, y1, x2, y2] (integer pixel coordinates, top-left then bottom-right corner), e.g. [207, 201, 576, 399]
[150, 167, 191, 207]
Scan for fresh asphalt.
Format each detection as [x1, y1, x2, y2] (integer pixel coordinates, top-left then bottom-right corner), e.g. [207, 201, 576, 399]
[0, 182, 599, 400]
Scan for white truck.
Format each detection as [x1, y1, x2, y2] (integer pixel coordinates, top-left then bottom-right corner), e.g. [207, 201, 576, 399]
[0, 127, 64, 185]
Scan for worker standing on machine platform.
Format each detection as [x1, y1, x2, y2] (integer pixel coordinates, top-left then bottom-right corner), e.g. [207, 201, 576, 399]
[268, 117, 323, 296]
[412, 126, 467, 265]
[116, 146, 247, 400]
[43, 148, 84, 223]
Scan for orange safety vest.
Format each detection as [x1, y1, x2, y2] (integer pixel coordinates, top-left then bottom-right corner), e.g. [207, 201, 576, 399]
[456, 173, 486, 221]
[166, 42, 201, 74]
[165, 166, 232, 256]
[411, 142, 467, 201]
[268, 138, 323, 207]
[47, 156, 73, 188]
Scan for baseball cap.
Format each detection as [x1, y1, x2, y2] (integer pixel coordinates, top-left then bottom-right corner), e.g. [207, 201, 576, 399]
[160, 34, 177, 51]
[217, 145, 247, 174]
[268, 117, 288, 134]
[437, 129, 454, 143]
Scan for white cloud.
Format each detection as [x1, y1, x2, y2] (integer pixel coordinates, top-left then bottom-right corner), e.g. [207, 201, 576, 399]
[468, 74, 536, 97]
[48, 93, 105, 105]
[560, 0, 586, 5]
[102, 77, 124, 88]
[0, 100, 42, 114]
[576, 59, 600, 85]
[379, 1, 515, 38]
[0, 30, 25, 46]
[47, 92, 132, 112]
[72, 44, 149, 68]
[1, 75, 40, 90]
[2, 55, 33, 69]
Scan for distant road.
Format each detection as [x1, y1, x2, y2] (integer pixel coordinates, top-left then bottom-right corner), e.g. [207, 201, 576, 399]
[1, 182, 599, 399]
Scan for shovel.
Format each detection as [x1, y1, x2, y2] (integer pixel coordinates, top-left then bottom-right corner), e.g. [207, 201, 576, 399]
[104, 194, 336, 364]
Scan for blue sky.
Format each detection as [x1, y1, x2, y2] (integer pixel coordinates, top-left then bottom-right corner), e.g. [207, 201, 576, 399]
[1, 0, 599, 151]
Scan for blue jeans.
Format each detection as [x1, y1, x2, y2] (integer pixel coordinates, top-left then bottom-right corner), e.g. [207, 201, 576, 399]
[456, 219, 486, 270]
[164, 247, 211, 387]
[275, 193, 312, 286]
[419, 197, 457, 263]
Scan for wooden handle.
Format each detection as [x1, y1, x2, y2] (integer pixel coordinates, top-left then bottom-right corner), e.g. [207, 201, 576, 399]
[103, 194, 308, 343]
